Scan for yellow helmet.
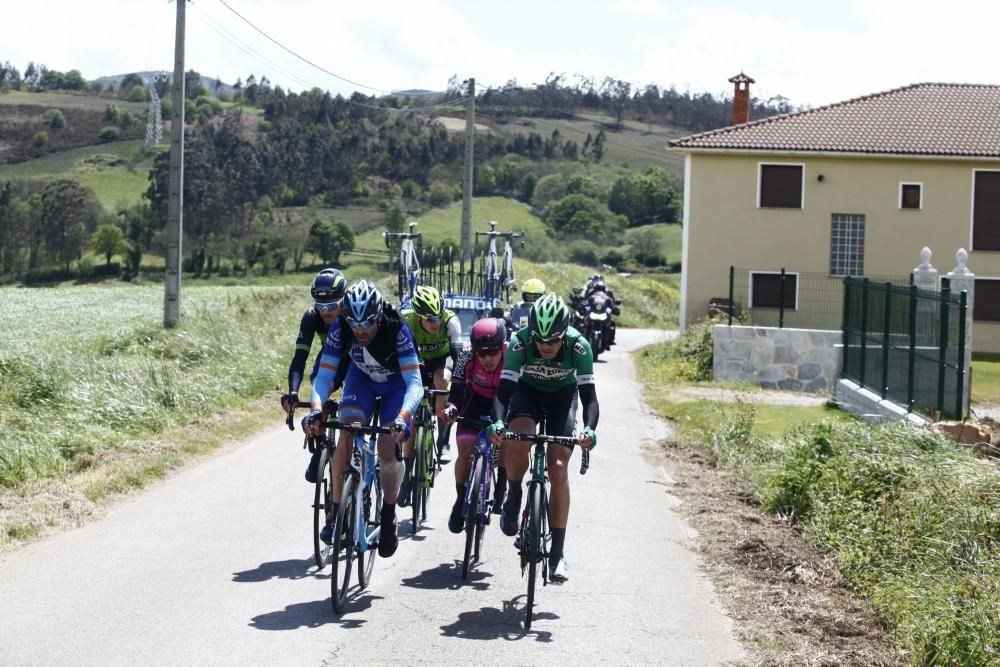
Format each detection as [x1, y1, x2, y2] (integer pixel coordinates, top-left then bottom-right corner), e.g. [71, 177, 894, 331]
[521, 278, 546, 303]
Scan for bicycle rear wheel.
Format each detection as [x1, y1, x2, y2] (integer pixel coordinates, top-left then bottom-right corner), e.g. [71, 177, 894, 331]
[358, 474, 381, 589]
[524, 483, 543, 630]
[331, 480, 357, 614]
[312, 447, 333, 569]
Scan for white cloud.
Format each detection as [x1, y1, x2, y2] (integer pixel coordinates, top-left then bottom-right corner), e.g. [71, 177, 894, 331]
[608, 1, 671, 18]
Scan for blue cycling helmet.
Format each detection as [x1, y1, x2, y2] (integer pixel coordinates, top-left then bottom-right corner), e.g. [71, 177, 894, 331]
[310, 268, 347, 304]
[344, 280, 383, 325]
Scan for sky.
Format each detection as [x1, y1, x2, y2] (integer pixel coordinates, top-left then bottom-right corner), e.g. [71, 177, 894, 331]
[5, 0, 999, 109]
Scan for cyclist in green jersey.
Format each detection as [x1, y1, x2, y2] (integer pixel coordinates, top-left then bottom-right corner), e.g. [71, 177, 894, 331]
[489, 292, 598, 584]
[398, 286, 462, 505]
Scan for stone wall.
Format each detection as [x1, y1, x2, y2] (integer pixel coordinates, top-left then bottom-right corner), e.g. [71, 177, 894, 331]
[713, 325, 842, 393]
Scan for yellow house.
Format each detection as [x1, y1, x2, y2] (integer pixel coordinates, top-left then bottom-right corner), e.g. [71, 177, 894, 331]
[670, 80, 1000, 353]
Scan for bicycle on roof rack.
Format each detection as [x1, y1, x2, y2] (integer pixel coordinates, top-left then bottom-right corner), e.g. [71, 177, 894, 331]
[475, 220, 524, 303]
[385, 220, 422, 303]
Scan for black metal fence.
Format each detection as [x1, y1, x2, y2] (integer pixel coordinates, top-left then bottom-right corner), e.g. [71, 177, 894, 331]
[722, 267, 910, 330]
[841, 277, 967, 419]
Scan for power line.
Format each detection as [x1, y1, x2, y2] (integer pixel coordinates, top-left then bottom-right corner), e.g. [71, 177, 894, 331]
[192, 3, 471, 113]
[190, 4, 319, 92]
[215, 0, 442, 97]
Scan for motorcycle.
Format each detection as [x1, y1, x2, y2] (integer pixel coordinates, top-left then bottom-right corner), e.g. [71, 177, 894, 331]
[580, 291, 618, 360]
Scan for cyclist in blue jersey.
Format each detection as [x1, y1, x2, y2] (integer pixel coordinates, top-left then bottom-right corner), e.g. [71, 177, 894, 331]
[280, 269, 349, 483]
[304, 280, 423, 558]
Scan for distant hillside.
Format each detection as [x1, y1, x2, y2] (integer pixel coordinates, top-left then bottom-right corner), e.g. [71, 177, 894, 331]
[89, 71, 237, 97]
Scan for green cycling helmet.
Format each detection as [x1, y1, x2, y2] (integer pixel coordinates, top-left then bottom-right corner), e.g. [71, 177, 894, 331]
[529, 292, 569, 340]
[411, 285, 444, 318]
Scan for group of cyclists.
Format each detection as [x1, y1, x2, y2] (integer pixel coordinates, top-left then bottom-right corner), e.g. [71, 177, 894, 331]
[281, 269, 601, 583]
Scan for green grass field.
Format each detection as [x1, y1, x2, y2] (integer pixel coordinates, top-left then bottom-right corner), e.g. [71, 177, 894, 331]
[0, 284, 300, 490]
[0, 140, 162, 209]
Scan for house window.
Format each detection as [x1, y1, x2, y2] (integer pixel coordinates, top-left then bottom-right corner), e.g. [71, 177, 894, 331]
[900, 182, 922, 209]
[972, 170, 1000, 251]
[830, 214, 865, 277]
[973, 279, 1000, 322]
[749, 272, 798, 309]
[758, 164, 803, 209]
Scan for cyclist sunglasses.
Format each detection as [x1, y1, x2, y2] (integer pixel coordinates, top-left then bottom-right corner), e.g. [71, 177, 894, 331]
[532, 333, 564, 346]
[314, 300, 342, 314]
[347, 314, 379, 329]
[475, 347, 502, 358]
[418, 314, 442, 324]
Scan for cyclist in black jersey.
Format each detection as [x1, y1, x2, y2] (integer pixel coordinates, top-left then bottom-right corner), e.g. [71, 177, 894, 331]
[281, 269, 348, 482]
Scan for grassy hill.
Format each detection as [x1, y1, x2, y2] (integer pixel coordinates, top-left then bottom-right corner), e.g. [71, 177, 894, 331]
[0, 140, 162, 209]
[449, 111, 688, 176]
[354, 196, 548, 253]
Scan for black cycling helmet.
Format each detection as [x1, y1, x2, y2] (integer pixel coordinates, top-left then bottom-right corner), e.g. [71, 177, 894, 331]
[344, 280, 383, 326]
[311, 268, 347, 304]
[470, 317, 507, 351]
[529, 292, 569, 341]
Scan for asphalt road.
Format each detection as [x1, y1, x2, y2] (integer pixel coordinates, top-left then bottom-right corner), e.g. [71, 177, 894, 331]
[0, 328, 744, 666]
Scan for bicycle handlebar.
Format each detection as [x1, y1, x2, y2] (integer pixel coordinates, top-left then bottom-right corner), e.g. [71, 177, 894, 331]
[383, 231, 423, 248]
[502, 431, 591, 475]
[455, 416, 492, 430]
[334, 421, 397, 436]
[284, 400, 313, 431]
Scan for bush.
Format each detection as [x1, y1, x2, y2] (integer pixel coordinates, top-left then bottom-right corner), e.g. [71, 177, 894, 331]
[98, 126, 121, 143]
[46, 108, 65, 129]
[31, 131, 49, 148]
[567, 239, 600, 265]
[669, 314, 726, 381]
[428, 181, 456, 207]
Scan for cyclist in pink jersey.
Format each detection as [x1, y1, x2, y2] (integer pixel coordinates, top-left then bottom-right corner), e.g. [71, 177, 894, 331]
[438, 318, 508, 533]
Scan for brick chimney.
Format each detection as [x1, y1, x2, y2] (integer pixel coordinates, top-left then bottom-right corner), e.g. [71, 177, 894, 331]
[729, 72, 755, 125]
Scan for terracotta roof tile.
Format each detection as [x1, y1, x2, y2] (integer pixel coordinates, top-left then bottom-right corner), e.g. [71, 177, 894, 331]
[669, 83, 1000, 157]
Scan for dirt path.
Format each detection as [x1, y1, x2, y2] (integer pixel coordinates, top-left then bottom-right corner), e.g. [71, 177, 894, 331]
[642, 411, 903, 665]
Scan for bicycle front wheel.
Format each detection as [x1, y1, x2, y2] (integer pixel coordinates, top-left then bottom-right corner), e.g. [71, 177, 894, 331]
[331, 480, 356, 615]
[312, 447, 333, 569]
[411, 424, 425, 534]
[358, 475, 381, 589]
[524, 484, 543, 630]
[462, 461, 483, 580]
[420, 423, 436, 522]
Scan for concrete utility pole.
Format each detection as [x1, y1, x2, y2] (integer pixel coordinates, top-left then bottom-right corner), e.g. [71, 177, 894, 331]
[164, 0, 186, 328]
[460, 78, 475, 263]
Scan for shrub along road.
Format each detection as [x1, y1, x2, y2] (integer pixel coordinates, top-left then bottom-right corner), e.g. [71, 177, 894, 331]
[0, 329, 749, 665]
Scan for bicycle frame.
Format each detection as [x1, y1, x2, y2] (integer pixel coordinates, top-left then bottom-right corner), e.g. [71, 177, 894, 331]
[334, 421, 393, 552]
[458, 420, 497, 524]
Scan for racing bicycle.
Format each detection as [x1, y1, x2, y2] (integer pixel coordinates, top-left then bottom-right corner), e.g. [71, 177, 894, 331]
[502, 428, 590, 630]
[455, 416, 497, 580]
[407, 386, 450, 534]
[285, 398, 337, 570]
[385, 220, 422, 303]
[475, 220, 524, 302]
